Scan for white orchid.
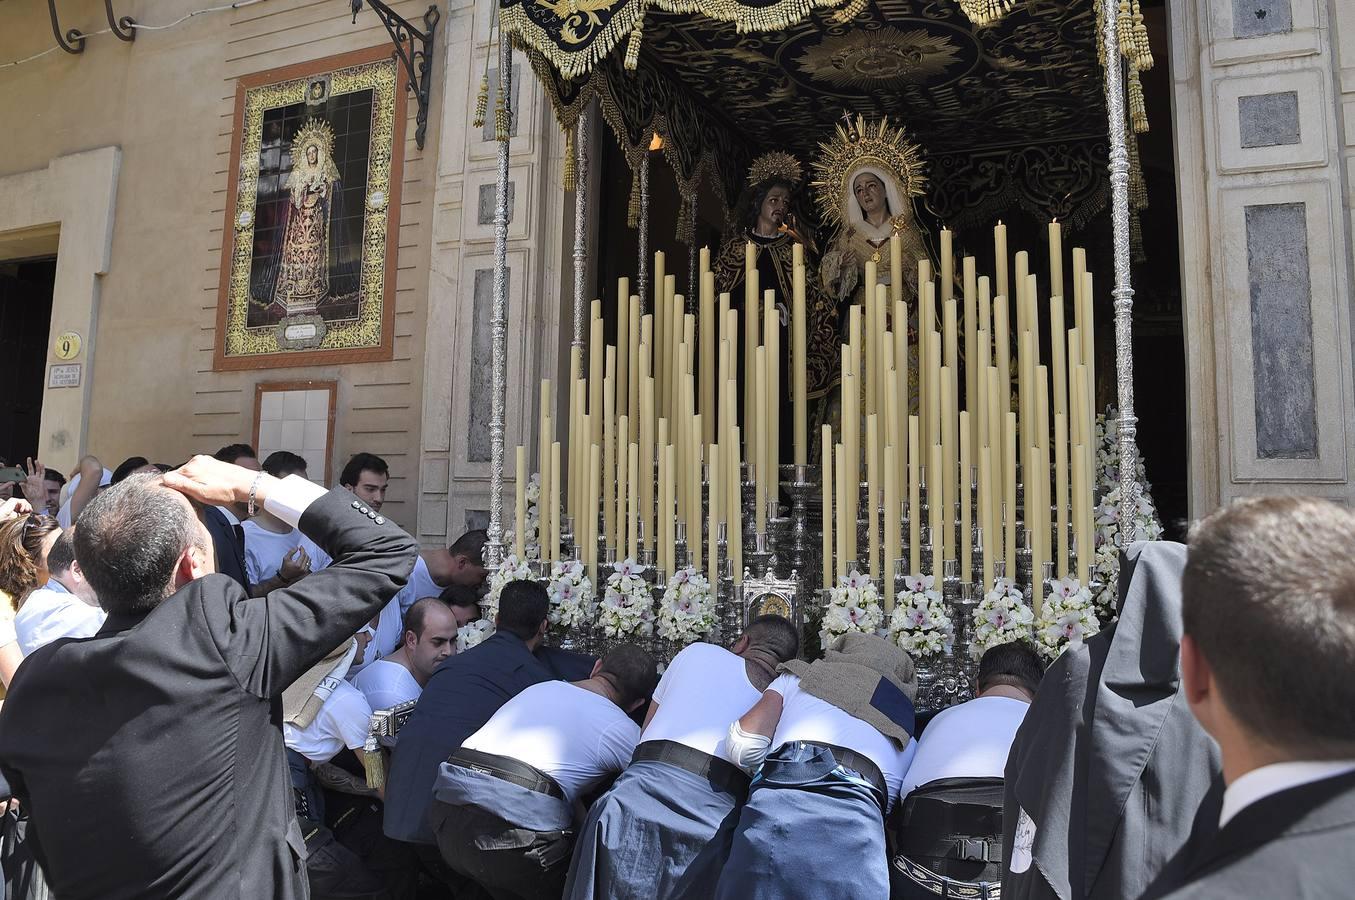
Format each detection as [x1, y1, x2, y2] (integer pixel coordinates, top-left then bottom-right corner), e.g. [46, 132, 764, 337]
[598, 559, 655, 638]
[970, 580, 1036, 660]
[888, 574, 952, 660]
[483, 553, 532, 622]
[656, 566, 716, 645]
[456, 618, 495, 652]
[1034, 577, 1101, 660]
[820, 570, 884, 650]
[547, 559, 595, 631]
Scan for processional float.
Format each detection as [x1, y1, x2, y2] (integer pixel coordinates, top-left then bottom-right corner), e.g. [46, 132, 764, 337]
[471, 0, 1157, 709]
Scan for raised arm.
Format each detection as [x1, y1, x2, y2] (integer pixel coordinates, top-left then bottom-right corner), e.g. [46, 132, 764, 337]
[726, 688, 784, 773]
[165, 456, 418, 697]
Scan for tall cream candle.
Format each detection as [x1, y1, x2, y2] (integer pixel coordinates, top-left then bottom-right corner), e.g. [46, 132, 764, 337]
[987, 367, 1004, 564]
[617, 278, 630, 424]
[866, 414, 880, 580]
[708, 443, 720, 584]
[617, 415, 629, 553]
[754, 347, 768, 533]
[729, 424, 743, 585]
[960, 412, 972, 583]
[1055, 412, 1069, 576]
[893, 300, 909, 481]
[890, 233, 903, 306]
[603, 377, 616, 549]
[929, 442, 944, 566]
[1073, 443, 1090, 584]
[908, 415, 921, 573]
[640, 376, 655, 550]
[793, 243, 808, 465]
[994, 221, 1009, 304]
[836, 443, 848, 578]
[822, 424, 834, 589]
[701, 274, 716, 446]
[940, 375, 955, 562]
[843, 368, 859, 564]
[589, 443, 602, 572]
[940, 228, 954, 304]
[1048, 220, 1064, 299]
[629, 296, 641, 442]
[980, 442, 994, 589]
[1004, 412, 1018, 577]
[963, 257, 978, 416]
[744, 242, 759, 441]
[628, 442, 639, 560]
[764, 294, 780, 478]
[514, 445, 527, 559]
[883, 441, 899, 606]
[659, 443, 674, 573]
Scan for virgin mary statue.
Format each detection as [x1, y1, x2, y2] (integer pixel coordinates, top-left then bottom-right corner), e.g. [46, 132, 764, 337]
[254, 117, 359, 317]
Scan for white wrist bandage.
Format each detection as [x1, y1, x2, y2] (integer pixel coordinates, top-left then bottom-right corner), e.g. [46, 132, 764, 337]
[727, 721, 772, 772]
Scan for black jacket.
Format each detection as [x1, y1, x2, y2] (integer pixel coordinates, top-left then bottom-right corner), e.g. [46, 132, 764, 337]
[1002, 542, 1222, 900]
[0, 488, 417, 899]
[202, 504, 251, 592]
[1157, 770, 1355, 899]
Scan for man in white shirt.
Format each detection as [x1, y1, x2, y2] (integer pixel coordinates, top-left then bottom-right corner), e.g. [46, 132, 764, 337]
[431, 644, 657, 900]
[242, 451, 330, 596]
[893, 642, 1043, 898]
[353, 597, 458, 710]
[1157, 497, 1355, 898]
[14, 529, 105, 655]
[391, 530, 488, 616]
[564, 615, 800, 900]
[718, 632, 919, 900]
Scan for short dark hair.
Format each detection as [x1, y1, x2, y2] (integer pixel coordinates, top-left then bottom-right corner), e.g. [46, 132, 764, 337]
[448, 529, 487, 565]
[44, 469, 66, 487]
[495, 580, 549, 641]
[439, 583, 481, 614]
[1184, 496, 1355, 756]
[340, 453, 388, 487]
[403, 596, 449, 638]
[976, 642, 1045, 697]
[74, 473, 203, 615]
[110, 457, 151, 485]
[213, 444, 257, 465]
[45, 529, 77, 577]
[743, 614, 800, 662]
[597, 643, 659, 709]
[262, 451, 308, 479]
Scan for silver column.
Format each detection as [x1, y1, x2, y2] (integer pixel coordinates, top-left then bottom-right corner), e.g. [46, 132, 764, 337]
[484, 31, 513, 569]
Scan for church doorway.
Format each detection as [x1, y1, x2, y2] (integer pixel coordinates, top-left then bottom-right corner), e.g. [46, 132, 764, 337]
[0, 256, 56, 466]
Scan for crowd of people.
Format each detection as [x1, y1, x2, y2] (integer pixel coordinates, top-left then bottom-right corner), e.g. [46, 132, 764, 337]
[0, 448, 1352, 898]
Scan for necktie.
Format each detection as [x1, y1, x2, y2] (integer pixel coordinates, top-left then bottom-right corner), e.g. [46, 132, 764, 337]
[233, 524, 246, 555]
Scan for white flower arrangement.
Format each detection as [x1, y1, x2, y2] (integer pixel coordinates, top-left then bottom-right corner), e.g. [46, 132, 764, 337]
[970, 578, 1035, 660]
[483, 554, 531, 623]
[1034, 576, 1101, 661]
[656, 566, 717, 645]
[547, 559, 595, 631]
[1090, 407, 1165, 616]
[887, 573, 953, 660]
[597, 558, 655, 639]
[456, 618, 495, 652]
[820, 569, 885, 650]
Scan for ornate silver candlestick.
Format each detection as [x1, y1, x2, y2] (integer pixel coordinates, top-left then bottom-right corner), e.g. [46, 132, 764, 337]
[781, 464, 818, 587]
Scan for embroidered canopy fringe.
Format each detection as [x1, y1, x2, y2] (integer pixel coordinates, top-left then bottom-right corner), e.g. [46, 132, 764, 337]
[955, 0, 1016, 26]
[1127, 68, 1148, 134]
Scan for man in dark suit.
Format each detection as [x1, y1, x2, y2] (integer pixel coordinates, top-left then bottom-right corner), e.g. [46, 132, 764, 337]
[200, 443, 261, 591]
[384, 580, 561, 846]
[0, 455, 418, 899]
[1155, 496, 1355, 897]
[1002, 541, 1222, 900]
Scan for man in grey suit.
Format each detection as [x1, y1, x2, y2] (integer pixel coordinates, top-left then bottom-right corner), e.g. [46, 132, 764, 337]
[1157, 496, 1355, 897]
[0, 455, 417, 899]
[1002, 541, 1222, 900]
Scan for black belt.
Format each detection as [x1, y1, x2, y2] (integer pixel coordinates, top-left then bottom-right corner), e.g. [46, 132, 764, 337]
[448, 747, 567, 801]
[632, 740, 750, 796]
[803, 741, 888, 798]
[893, 855, 1001, 899]
[897, 776, 1005, 867]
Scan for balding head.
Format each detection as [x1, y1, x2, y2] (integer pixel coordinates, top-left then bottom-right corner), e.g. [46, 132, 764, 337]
[402, 597, 459, 682]
[74, 473, 211, 615]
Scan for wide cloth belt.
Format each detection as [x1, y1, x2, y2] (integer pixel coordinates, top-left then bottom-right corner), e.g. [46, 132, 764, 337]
[893, 855, 1001, 899]
[802, 741, 887, 798]
[897, 776, 1005, 866]
[632, 739, 750, 796]
[448, 747, 567, 801]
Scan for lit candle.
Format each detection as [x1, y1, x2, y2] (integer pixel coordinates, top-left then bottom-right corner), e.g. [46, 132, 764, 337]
[514, 445, 526, 559]
[908, 415, 921, 573]
[822, 424, 834, 589]
[793, 243, 808, 465]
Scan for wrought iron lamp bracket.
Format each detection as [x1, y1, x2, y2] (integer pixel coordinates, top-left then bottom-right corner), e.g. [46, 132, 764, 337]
[349, 1, 440, 149]
[105, 0, 136, 41]
[48, 0, 86, 54]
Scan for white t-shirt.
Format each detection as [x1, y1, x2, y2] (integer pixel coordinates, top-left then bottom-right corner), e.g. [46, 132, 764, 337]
[14, 582, 106, 655]
[283, 679, 373, 764]
[642, 642, 763, 763]
[392, 555, 441, 616]
[347, 596, 403, 680]
[767, 673, 917, 808]
[353, 657, 422, 711]
[461, 680, 640, 804]
[898, 695, 1029, 798]
[240, 520, 331, 586]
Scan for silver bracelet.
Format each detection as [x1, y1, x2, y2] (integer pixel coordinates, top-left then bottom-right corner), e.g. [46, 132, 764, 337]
[247, 472, 263, 518]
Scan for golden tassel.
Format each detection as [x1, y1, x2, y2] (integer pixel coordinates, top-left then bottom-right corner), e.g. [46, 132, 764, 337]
[624, 15, 644, 71]
[956, 0, 1015, 26]
[1128, 68, 1148, 134]
[1130, 0, 1154, 71]
[563, 128, 577, 192]
[627, 167, 641, 228]
[494, 90, 511, 143]
[472, 74, 489, 129]
[831, 0, 870, 24]
[1118, 0, 1135, 60]
[362, 749, 386, 791]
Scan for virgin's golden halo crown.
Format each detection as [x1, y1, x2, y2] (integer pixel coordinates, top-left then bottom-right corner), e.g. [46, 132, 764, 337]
[812, 114, 928, 230]
[292, 118, 336, 159]
[747, 151, 804, 189]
